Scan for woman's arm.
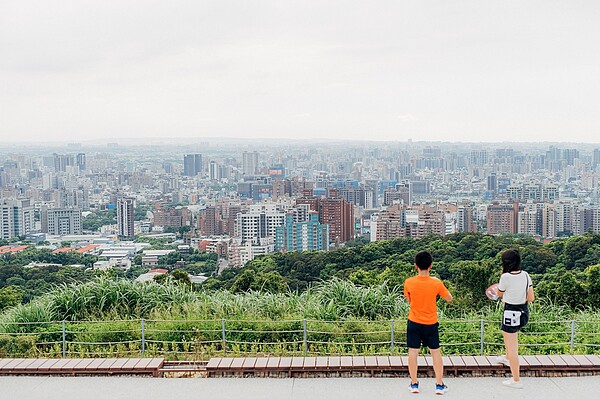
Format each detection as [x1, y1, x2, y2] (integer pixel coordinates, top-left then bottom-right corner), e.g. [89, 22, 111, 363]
[526, 286, 535, 303]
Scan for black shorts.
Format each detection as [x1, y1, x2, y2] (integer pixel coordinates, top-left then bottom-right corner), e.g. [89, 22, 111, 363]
[407, 320, 440, 349]
[501, 303, 529, 333]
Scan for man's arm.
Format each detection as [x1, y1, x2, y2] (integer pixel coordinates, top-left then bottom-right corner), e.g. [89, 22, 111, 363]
[442, 292, 453, 303]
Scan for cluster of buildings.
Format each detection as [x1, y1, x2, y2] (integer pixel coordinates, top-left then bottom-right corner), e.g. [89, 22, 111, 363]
[1, 140, 600, 268]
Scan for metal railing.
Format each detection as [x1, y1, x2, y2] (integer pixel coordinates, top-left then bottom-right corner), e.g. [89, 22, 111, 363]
[0, 318, 599, 359]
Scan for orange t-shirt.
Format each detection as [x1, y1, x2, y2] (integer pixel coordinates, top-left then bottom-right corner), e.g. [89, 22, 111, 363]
[404, 275, 449, 325]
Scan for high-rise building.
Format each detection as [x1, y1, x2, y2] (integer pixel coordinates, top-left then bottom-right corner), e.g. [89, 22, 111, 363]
[0, 198, 34, 239]
[53, 153, 75, 173]
[41, 207, 82, 235]
[562, 149, 579, 166]
[242, 151, 259, 175]
[117, 197, 135, 239]
[235, 204, 285, 245]
[457, 201, 475, 233]
[487, 201, 520, 235]
[593, 149, 600, 169]
[183, 154, 202, 177]
[470, 150, 488, 166]
[275, 212, 329, 252]
[76, 153, 86, 171]
[297, 192, 355, 244]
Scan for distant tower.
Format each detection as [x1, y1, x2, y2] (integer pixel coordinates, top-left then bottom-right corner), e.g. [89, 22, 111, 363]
[183, 154, 202, 176]
[117, 197, 135, 239]
[76, 153, 86, 171]
[242, 151, 259, 175]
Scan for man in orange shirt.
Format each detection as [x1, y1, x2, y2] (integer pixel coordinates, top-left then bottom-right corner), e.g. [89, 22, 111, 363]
[404, 251, 453, 395]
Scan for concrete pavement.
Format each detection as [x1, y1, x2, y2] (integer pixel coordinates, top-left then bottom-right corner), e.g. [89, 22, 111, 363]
[0, 376, 598, 399]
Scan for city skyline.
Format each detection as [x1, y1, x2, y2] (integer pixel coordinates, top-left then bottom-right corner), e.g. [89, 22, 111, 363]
[1, 1, 599, 144]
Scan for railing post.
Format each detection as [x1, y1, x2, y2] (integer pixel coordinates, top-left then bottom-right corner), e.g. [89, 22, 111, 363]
[390, 319, 395, 354]
[570, 320, 576, 354]
[480, 319, 485, 355]
[303, 319, 308, 356]
[62, 320, 66, 358]
[141, 318, 146, 356]
[221, 318, 227, 353]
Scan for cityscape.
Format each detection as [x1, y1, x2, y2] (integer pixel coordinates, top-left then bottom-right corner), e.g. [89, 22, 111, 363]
[1, 139, 600, 275]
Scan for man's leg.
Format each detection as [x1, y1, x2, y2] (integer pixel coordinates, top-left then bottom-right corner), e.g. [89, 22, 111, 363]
[502, 330, 520, 381]
[408, 347, 420, 384]
[429, 348, 444, 385]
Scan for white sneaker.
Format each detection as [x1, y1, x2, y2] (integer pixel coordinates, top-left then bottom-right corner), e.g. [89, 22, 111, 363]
[495, 355, 510, 366]
[502, 378, 523, 389]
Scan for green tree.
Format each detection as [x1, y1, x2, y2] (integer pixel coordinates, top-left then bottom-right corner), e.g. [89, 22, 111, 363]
[0, 285, 23, 311]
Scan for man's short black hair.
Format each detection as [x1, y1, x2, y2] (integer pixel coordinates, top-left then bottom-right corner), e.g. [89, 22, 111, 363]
[414, 251, 433, 270]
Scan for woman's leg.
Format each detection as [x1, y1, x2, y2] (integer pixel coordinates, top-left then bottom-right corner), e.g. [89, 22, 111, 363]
[502, 330, 520, 381]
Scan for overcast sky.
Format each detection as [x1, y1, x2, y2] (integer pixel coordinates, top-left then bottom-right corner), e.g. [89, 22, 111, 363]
[1, 1, 599, 144]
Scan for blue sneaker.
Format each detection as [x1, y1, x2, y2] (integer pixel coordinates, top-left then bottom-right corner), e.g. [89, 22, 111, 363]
[435, 384, 448, 395]
[408, 382, 419, 394]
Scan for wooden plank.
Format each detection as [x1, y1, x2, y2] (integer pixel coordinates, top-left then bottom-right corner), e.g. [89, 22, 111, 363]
[85, 358, 106, 371]
[109, 358, 130, 371]
[315, 356, 328, 369]
[328, 356, 341, 368]
[230, 357, 245, 369]
[266, 357, 280, 369]
[146, 358, 164, 370]
[547, 355, 567, 367]
[24, 358, 49, 370]
[38, 359, 61, 371]
[254, 357, 269, 369]
[121, 358, 143, 370]
[206, 358, 222, 369]
[560, 355, 580, 367]
[400, 356, 409, 368]
[4, 358, 27, 370]
[474, 356, 491, 368]
[352, 356, 365, 368]
[416, 356, 427, 367]
[572, 355, 593, 367]
[389, 356, 403, 368]
[518, 356, 529, 367]
[12, 359, 36, 370]
[584, 355, 600, 367]
[364, 356, 378, 368]
[340, 356, 353, 368]
[535, 355, 555, 368]
[134, 358, 154, 370]
[461, 356, 478, 367]
[72, 358, 95, 371]
[0, 358, 15, 369]
[448, 356, 465, 368]
[290, 357, 303, 369]
[442, 356, 453, 368]
[486, 356, 507, 367]
[242, 357, 257, 369]
[302, 357, 316, 369]
[376, 356, 390, 368]
[96, 358, 119, 371]
[278, 357, 292, 369]
[216, 357, 234, 370]
[522, 355, 541, 368]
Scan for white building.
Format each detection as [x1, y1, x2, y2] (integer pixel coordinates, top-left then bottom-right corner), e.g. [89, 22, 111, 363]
[0, 198, 35, 239]
[235, 204, 285, 244]
[41, 207, 82, 235]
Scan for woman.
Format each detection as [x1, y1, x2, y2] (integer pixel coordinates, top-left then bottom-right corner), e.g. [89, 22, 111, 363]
[496, 248, 534, 389]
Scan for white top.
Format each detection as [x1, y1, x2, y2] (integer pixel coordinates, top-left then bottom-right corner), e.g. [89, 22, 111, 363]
[498, 271, 532, 305]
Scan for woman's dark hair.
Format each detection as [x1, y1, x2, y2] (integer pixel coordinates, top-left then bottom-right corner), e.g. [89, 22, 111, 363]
[501, 248, 521, 273]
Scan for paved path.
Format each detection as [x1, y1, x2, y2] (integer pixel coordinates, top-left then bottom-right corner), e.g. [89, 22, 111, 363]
[0, 376, 598, 399]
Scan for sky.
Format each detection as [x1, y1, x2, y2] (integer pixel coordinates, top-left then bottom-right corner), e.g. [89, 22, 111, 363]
[1, 1, 599, 144]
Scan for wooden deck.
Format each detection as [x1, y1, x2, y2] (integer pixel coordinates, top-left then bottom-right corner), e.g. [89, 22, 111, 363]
[205, 355, 600, 377]
[0, 358, 164, 377]
[1, 355, 598, 377]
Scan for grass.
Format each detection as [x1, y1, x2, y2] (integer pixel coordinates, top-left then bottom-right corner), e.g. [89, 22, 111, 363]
[0, 278, 599, 359]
